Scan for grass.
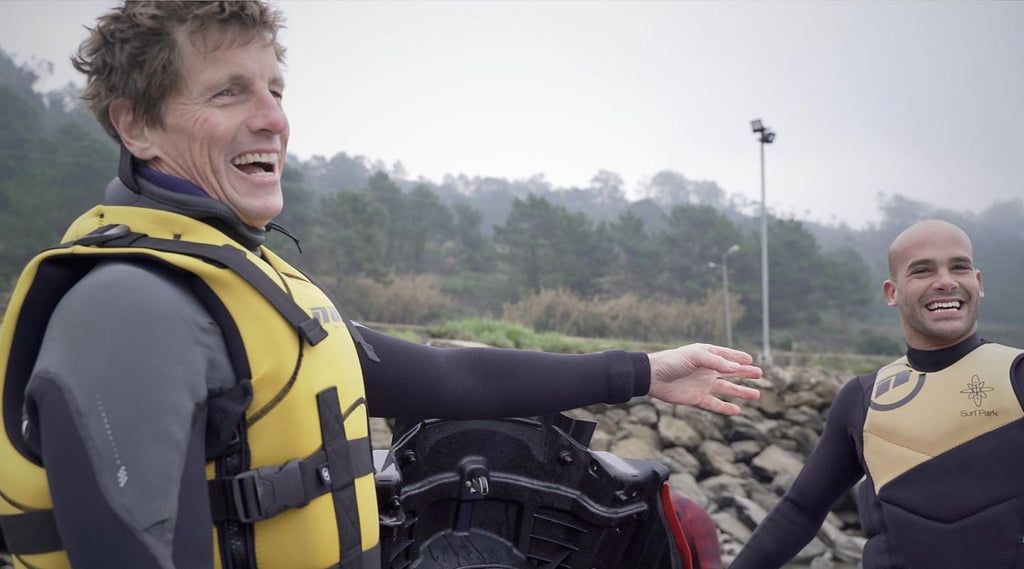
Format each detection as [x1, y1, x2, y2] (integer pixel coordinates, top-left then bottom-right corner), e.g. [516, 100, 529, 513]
[377, 327, 423, 343]
[427, 318, 660, 354]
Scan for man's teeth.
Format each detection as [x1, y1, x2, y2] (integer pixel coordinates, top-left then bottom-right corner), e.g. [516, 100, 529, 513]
[232, 152, 278, 165]
[926, 300, 962, 312]
[231, 152, 278, 176]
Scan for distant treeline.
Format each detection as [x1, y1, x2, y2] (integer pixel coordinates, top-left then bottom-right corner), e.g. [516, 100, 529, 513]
[2, 49, 1022, 351]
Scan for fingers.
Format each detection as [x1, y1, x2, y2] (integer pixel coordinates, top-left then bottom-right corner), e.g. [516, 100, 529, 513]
[698, 396, 742, 416]
[705, 344, 755, 365]
[688, 346, 763, 379]
[724, 364, 764, 380]
[697, 380, 761, 416]
[712, 378, 762, 401]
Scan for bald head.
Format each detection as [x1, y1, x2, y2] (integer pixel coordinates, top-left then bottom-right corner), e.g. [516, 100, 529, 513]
[883, 219, 983, 350]
[888, 220, 973, 279]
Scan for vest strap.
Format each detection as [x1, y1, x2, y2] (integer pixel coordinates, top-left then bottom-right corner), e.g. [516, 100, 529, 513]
[0, 509, 61, 555]
[326, 543, 380, 569]
[68, 224, 381, 361]
[70, 227, 329, 346]
[317, 388, 371, 566]
[208, 438, 373, 524]
[0, 449, 362, 554]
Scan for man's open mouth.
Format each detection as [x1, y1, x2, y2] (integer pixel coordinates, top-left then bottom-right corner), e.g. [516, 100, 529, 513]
[231, 152, 278, 177]
[926, 300, 962, 312]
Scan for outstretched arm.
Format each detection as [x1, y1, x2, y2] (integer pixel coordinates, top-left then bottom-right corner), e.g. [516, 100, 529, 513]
[648, 343, 764, 415]
[361, 327, 763, 418]
[360, 327, 648, 418]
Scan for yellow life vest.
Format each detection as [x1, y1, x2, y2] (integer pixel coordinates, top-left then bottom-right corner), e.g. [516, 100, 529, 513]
[0, 205, 381, 569]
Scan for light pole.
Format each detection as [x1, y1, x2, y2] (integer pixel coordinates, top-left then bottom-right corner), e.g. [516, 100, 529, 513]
[751, 119, 775, 365]
[721, 244, 740, 347]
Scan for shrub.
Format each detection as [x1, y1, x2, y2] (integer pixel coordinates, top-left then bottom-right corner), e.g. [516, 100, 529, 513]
[502, 288, 744, 344]
[332, 274, 455, 325]
[439, 271, 517, 317]
[855, 330, 903, 356]
[430, 318, 540, 349]
[774, 335, 794, 351]
[500, 288, 588, 335]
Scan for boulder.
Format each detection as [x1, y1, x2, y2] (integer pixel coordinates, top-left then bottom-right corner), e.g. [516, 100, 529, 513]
[658, 414, 703, 448]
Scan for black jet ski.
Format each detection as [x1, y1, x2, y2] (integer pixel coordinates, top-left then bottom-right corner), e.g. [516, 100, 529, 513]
[374, 413, 695, 569]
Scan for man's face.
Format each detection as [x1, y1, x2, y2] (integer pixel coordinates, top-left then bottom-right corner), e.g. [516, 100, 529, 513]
[141, 28, 288, 228]
[883, 225, 983, 350]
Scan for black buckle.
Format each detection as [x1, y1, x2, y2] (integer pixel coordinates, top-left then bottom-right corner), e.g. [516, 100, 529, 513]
[73, 224, 132, 246]
[230, 459, 308, 523]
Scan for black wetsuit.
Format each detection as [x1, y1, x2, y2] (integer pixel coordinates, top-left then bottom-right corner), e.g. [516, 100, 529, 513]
[16, 164, 650, 569]
[731, 334, 1024, 569]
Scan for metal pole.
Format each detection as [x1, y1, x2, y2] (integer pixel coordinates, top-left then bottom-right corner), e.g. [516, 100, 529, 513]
[760, 140, 772, 365]
[723, 255, 732, 347]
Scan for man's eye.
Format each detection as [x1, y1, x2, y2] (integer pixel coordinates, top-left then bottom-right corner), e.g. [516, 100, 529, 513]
[270, 90, 283, 101]
[214, 88, 235, 98]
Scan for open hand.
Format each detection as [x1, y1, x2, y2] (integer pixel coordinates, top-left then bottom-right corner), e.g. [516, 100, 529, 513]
[647, 343, 765, 415]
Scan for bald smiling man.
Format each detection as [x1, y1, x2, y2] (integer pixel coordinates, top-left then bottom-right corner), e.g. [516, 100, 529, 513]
[731, 219, 1024, 569]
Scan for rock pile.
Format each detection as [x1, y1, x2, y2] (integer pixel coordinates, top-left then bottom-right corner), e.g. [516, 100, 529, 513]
[572, 365, 868, 568]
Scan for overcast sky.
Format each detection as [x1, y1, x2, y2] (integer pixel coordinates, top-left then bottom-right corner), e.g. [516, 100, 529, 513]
[3, 1, 1022, 228]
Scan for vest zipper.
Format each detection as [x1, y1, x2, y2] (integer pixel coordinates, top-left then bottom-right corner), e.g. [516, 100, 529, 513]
[217, 425, 257, 569]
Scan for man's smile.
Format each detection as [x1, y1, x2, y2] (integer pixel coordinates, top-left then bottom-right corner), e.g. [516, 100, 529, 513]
[230, 151, 279, 177]
[925, 300, 963, 312]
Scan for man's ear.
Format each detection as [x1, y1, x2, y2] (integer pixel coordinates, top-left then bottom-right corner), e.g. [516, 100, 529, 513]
[109, 99, 158, 160]
[883, 279, 898, 307]
[977, 269, 985, 298]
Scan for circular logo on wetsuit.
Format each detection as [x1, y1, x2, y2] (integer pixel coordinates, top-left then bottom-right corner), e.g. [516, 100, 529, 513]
[869, 369, 927, 411]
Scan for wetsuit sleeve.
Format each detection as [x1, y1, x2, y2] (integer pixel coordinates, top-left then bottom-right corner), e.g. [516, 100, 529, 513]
[1012, 355, 1024, 406]
[23, 262, 232, 569]
[358, 327, 650, 418]
[729, 376, 869, 569]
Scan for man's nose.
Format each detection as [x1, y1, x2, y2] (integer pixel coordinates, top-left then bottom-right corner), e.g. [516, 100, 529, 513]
[932, 268, 958, 291]
[249, 91, 289, 134]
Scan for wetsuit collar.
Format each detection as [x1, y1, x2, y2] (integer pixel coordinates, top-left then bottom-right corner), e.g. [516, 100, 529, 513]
[113, 145, 266, 251]
[137, 167, 209, 198]
[905, 333, 983, 373]
[118, 144, 210, 199]
[118, 144, 142, 193]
